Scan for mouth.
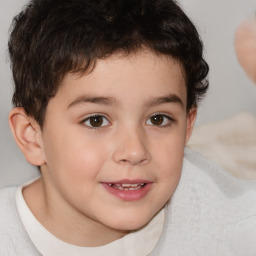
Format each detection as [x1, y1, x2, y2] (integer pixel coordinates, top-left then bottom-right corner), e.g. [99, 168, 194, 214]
[101, 180, 152, 201]
[106, 183, 146, 191]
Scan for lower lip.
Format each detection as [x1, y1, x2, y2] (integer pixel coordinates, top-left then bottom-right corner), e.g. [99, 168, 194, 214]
[101, 183, 152, 201]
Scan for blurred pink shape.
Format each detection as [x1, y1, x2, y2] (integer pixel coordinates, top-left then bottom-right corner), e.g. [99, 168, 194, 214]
[235, 19, 256, 85]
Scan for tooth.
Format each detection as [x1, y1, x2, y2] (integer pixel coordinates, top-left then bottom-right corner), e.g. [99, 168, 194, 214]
[110, 183, 145, 190]
[122, 184, 132, 187]
[121, 183, 141, 188]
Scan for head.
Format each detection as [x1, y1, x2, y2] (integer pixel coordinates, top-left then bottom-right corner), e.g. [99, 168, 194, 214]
[9, 0, 208, 127]
[8, 0, 209, 246]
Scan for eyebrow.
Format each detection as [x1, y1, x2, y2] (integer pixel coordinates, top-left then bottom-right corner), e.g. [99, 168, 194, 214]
[67, 93, 184, 109]
[145, 94, 184, 108]
[67, 95, 119, 109]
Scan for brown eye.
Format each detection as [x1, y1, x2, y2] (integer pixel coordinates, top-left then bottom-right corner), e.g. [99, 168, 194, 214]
[150, 115, 164, 125]
[146, 114, 173, 127]
[89, 116, 103, 127]
[84, 115, 110, 128]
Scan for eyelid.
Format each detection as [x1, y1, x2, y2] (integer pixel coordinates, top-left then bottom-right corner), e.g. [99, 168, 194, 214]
[81, 113, 111, 129]
[146, 113, 175, 127]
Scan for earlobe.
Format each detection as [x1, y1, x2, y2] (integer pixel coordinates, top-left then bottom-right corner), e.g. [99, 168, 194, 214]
[185, 108, 197, 144]
[8, 107, 45, 166]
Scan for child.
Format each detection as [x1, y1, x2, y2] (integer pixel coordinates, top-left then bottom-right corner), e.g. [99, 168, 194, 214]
[0, 0, 255, 255]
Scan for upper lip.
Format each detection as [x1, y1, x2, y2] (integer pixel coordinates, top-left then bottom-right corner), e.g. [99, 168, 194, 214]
[102, 179, 152, 184]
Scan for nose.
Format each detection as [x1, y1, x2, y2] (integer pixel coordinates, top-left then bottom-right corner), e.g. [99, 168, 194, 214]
[112, 127, 151, 165]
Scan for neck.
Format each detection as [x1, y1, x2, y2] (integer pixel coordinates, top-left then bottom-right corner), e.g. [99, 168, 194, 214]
[23, 177, 129, 247]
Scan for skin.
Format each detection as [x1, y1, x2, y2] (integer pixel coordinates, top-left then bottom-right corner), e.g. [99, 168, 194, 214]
[9, 50, 196, 247]
[235, 19, 256, 85]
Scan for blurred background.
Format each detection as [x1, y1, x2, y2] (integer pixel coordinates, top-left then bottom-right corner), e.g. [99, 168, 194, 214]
[1, 0, 256, 188]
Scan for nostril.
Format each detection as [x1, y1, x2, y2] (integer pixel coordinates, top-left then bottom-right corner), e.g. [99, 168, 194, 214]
[112, 132, 151, 165]
[118, 154, 149, 165]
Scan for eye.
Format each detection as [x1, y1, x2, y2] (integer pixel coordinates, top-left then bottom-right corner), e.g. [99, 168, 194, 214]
[146, 114, 173, 127]
[83, 115, 110, 128]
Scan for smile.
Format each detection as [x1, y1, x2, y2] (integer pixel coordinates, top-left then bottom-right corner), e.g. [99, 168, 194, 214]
[102, 180, 151, 201]
[107, 183, 146, 191]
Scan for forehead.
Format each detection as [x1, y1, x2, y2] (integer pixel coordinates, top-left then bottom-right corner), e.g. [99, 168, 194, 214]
[56, 50, 186, 107]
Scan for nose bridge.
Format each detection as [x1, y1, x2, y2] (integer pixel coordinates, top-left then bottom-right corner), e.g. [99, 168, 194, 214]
[112, 124, 150, 165]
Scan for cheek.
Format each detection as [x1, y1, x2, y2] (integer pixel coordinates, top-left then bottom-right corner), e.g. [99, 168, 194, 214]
[68, 144, 108, 180]
[43, 127, 109, 180]
[158, 152, 183, 185]
[151, 128, 186, 186]
[157, 146, 184, 202]
[153, 129, 186, 164]
[149, 139, 184, 214]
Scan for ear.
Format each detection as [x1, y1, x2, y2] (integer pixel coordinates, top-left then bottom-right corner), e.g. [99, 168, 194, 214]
[9, 107, 45, 166]
[185, 108, 197, 144]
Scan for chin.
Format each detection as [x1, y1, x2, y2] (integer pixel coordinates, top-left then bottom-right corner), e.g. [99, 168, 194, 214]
[107, 212, 154, 232]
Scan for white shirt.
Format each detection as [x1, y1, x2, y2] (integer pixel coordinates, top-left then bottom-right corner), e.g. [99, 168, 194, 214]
[16, 180, 165, 256]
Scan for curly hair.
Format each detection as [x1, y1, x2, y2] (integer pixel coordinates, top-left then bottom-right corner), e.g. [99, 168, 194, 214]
[9, 0, 209, 126]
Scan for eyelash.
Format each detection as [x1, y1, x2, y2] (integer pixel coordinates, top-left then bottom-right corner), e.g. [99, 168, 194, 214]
[81, 114, 111, 130]
[81, 113, 175, 130]
[146, 113, 175, 127]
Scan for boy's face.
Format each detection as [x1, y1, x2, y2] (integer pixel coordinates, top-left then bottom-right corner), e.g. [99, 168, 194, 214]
[38, 51, 195, 237]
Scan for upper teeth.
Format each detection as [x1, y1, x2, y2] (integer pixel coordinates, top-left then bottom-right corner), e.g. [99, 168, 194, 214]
[122, 183, 144, 187]
[108, 183, 145, 190]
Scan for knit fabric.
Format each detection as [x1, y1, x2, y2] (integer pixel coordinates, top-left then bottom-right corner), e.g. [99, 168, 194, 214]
[151, 148, 256, 255]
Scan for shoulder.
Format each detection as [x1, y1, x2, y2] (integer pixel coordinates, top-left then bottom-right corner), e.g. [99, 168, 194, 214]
[0, 186, 21, 255]
[183, 148, 256, 255]
[182, 147, 256, 214]
[0, 186, 18, 221]
[182, 148, 256, 227]
[0, 187, 21, 234]
[151, 148, 256, 256]
[0, 186, 40, 255]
